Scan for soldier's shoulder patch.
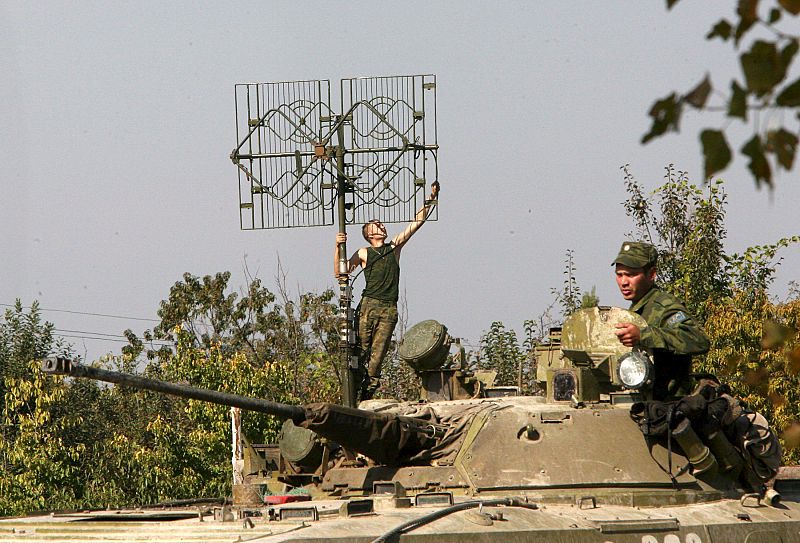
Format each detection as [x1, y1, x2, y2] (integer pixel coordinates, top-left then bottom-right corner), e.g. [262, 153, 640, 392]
[665, 311, 688, 327]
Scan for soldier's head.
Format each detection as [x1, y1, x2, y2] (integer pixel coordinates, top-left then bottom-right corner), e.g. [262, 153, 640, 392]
[362, 219, 387, 244]
[612, 242, 658, 302]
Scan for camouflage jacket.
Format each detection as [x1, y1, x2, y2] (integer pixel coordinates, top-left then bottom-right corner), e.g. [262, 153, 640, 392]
[630, 286, 710, 398]
[629, 287, 710, 355]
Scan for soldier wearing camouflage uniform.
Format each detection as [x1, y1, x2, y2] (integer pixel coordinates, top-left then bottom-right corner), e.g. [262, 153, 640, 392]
[335, 181, 440, 400]
[613, 241, 710, 400]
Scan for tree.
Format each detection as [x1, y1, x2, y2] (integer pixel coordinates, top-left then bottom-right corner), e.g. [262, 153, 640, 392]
[701, 291, 800, 464]
[0, 361, 87, 515]
[0, 301, 67, 383]
[478, 322, 526, 387]
[0, 274, 345, 516]
[550, 249, 583, 318]
[130, 271, 341, 403]
[0, 302, 82, 516]
[621, 164, 730, 321]
[644, 1, 800, 187]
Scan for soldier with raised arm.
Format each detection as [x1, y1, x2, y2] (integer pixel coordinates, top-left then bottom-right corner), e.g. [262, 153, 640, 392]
[334, 181, 440, 400]
[612, 241, 710, 400]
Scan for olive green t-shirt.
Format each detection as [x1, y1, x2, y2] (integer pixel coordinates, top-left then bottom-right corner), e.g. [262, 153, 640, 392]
[362, 244, 400, 303]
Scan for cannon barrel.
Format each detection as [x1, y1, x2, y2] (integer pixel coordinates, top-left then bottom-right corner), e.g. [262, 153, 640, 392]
[42, 356, 306, 422]
[41, 357, 440, 465]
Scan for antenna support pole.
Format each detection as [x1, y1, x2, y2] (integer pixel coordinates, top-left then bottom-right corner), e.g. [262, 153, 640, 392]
[335, 116, 358, 407]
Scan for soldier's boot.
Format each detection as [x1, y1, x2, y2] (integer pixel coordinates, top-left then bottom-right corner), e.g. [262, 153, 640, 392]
[362, 377, 381, 401]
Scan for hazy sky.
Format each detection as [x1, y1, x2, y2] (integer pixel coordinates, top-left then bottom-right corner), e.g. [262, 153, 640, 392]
[2, 1, 798, 361]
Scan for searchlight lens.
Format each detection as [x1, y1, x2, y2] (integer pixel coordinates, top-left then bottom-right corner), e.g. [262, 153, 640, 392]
[617, 350, 653, 389]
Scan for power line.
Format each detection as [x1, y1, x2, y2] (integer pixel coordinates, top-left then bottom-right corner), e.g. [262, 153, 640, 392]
[54, 333, 173, 346]
[53, 328, 173, 345]
[2, 302, 211, 329]
[0, 303, 158, 323]
[55, 328, 136, 339]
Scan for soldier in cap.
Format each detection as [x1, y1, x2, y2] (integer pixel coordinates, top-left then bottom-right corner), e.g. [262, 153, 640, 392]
[613, 241, 710, 400]
[334, 181, 440, 400]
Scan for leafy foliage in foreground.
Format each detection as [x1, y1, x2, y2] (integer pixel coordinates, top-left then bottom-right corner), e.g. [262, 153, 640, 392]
[702, 293, 800, 464]
[645, 1, 800, 187]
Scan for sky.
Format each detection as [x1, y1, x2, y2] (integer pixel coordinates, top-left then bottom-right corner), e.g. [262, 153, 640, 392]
[2, 1, 798, 362]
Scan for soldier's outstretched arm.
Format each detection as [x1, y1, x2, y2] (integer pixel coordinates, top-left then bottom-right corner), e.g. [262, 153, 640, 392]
[392, 181, 440, 248]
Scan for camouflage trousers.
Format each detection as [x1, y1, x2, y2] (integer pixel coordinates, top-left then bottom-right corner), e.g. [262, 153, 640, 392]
[357, 296, 398, 380]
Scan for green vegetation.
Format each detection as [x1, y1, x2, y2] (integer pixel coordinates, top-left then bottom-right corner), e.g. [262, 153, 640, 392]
[1, 167, 798, 515]
[0, 278, 341, 516]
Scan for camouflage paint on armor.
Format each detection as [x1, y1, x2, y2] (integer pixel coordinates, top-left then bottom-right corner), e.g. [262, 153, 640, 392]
[629, 286, 710, 398]
[358, 296, 399, 379]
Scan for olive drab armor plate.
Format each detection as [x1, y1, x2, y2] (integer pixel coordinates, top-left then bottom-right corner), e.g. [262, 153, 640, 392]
[560, 306, 648, 362]
[536, 307, 652, 401]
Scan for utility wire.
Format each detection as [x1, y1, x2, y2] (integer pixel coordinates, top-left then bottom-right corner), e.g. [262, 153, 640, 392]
[52, 328, 173, 346]
[2, 302, 214, 329]
[3, 302, 174, 345]
[0, 302, 158, 323]
[55, 328, 138, 339]
[54, 333, 173, 346]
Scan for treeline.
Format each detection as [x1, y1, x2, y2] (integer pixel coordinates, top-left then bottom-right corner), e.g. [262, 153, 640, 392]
[1, 167, 799, 516]
[0, 280, 346, 516]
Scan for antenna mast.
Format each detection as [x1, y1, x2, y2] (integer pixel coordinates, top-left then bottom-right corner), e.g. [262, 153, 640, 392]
[231, 75, 438, 407]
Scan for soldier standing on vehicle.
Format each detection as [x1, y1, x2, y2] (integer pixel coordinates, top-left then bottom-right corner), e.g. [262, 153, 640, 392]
[612, 241, 710, 400]
[334, 181, 440, 400]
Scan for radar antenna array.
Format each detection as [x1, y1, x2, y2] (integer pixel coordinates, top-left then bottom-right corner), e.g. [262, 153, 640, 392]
[231, 75, 438, 406]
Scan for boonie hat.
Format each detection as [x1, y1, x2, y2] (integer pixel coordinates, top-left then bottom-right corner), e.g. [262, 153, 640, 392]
[612, 241, 658, 268]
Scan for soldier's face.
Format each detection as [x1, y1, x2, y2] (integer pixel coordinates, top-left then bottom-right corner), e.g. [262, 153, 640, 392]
[364, 222, 387, 241]
[615, 264, 656, 303]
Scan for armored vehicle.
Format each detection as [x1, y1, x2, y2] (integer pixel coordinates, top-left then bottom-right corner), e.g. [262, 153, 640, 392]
[3, 307, 798, 542]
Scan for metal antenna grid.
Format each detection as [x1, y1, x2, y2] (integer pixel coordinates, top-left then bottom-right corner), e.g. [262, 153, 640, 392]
[231, 74, 438, 407]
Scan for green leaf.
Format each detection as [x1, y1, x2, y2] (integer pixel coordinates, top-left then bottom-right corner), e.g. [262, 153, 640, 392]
[642, 93, 683, 144]
[777, 77, 800, 106]
[741, 135, 772, 187]
[707, 19, 732, 41]
[781, 39, 799, 72]
[685, 75, 712, 108]
[735, 0, 759, 44]
[778, 0, 800, 15]
[701, 129, 732, 179]
[766, 128, 798, 169]
[740, 40, 786, 97]
[728, 80, 748, 119]
[666, 0, 681, 7]
[769, 8, 782, 22]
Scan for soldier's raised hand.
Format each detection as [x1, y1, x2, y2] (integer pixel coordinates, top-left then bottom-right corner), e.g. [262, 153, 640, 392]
[615, 322, 641, 347]
[430, 181, 440, 200]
